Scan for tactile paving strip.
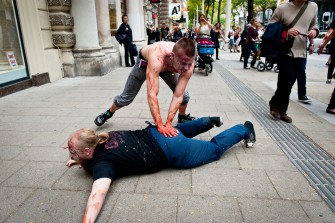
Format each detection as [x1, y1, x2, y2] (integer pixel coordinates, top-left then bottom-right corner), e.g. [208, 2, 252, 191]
[215, 64, 335, 212]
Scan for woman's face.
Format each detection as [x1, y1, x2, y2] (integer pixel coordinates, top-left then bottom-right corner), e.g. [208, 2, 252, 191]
[200, 15, 205, 22]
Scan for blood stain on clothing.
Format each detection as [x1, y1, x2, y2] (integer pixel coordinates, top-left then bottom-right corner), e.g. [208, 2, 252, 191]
[105, 131, 125, 149]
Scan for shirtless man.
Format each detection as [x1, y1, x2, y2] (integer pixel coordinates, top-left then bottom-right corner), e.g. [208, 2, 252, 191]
[94, 38, 196, 137]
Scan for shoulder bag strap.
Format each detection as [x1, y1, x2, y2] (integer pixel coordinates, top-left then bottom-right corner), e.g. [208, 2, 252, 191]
[288, 2, 309, 28]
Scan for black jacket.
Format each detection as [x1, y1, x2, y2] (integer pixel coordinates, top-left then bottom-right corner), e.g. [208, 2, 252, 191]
[118, 23, 133, 43]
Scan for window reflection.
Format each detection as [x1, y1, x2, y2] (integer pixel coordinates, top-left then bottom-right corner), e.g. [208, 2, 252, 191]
[0, 0, 28, 86]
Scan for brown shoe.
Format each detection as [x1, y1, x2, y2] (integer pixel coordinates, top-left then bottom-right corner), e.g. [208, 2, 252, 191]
[280, 113, 292, 123]
[269, 101, 281, 119]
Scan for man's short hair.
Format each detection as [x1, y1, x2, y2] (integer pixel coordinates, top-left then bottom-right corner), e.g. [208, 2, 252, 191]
[173, 37, 196, 57]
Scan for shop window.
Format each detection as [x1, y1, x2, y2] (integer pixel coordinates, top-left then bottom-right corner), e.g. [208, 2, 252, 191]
[0, 0, 29, 87]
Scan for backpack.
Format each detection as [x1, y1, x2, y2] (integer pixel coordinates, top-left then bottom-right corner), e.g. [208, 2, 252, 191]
[260, 2, 308, 59]
[260, 22, 291, 58]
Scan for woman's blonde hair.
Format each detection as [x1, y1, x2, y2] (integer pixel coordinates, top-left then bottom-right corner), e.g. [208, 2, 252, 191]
[70, 128, 109, 154]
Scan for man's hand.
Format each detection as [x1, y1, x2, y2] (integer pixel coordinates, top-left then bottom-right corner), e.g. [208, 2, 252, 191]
[157, 124, 179, 137]
[318, 43, 325, 55]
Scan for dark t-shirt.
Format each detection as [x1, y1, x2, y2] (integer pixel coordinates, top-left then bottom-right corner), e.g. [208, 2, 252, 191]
[247, 26, 258, 45]
[91, 129, 167, 181]
[161, 27, 169, 38]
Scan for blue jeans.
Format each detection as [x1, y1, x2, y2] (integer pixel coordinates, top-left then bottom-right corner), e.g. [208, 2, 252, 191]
[148, 117, 250, 169]
[244, 43, 257, 68]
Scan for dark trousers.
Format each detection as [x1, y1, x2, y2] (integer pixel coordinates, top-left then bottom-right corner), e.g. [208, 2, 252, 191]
[244, 43, 257, 68]
[215, 47, 219, 59]
[270, 56, 306, 114]
[296, 58, 307, 99]
[124, 41, 135, 66]
[328, 87, 335, 110]
[327, 48, 335, 79]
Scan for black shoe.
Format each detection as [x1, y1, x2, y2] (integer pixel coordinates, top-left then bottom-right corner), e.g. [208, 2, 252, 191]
[216, 58, 220, 60]
[326, 79, 331, 84]
[243, 121, 256, 148]
[244, 67, 250, 69]
[298, 96, 312, 103]
[251, 65, 257, 69]
[126, 65, 133, 67]
[280, 113, 292, 123]
[326, 108, 335, 115]
[178, 113, 195, 123]
[209, 117, 223, 127]
[94, 110, 114, 126]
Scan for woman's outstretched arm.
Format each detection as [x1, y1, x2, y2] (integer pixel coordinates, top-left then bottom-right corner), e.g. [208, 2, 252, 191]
[82, 178, 112, 223]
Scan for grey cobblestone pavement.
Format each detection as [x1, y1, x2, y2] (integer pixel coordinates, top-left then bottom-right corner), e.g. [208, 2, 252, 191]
[0, 49, 334, 223]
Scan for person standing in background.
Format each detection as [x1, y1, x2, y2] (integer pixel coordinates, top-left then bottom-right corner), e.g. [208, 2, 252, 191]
[213, 23, 223, 60]
[118, 15, 135, 67]
[160, 22, 170, 41]
[146, 22, 156, 45]
[243, 18, 259, 69]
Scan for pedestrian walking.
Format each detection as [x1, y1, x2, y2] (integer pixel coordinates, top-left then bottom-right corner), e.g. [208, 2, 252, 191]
[213, 22, 223, 60]
[269, 0, 319, 123]
[243, 18, 259, 69]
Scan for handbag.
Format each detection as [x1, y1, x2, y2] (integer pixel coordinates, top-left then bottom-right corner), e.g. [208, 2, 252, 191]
[131, 43, 138, 56]
[115, 32, 127, 45]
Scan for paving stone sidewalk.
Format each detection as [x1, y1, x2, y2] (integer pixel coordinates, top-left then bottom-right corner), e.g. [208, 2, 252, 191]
[0, 49, 334, 222]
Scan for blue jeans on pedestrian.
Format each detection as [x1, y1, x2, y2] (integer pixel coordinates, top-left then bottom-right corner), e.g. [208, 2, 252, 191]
[148, 117, 250, 169]
[244, 43, 257, 68]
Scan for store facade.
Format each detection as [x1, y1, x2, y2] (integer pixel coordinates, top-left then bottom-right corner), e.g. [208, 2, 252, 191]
[0, 0, 29, 87]
[0, 0, 150, 96]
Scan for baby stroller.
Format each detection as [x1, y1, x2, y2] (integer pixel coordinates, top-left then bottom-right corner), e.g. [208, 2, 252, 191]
[194, 37, 215, 76]
[256, 41, 279, 73]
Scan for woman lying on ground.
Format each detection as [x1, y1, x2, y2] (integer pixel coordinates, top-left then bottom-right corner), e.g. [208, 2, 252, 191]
[65, 117, 256, 223]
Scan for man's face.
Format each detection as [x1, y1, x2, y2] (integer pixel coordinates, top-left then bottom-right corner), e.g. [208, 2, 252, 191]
[173, 52, 195, 73]
[123, 16, 128, 23]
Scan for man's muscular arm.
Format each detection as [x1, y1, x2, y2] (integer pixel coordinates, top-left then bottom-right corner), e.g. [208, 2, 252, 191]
[165, 68, 193, 127]
[146, 62, 178, 137]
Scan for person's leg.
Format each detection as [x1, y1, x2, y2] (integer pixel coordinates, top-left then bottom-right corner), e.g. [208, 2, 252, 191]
[129, 45, 135, 66]
[94, 57, 146, 126]
[327, 50, 335, 82]
[124, 42, 131, 66]
[250, 44, 257, 68]
[244, 44, 251, 68]
[326, 87, 335, 114]
[269, 56, 288, 119]
[278, 57, 299, 121]
[297, 58, 309, 101]
[174, 117, 220, 138]
[216, 47, 219, 59]
[170, 124, 251, 168]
